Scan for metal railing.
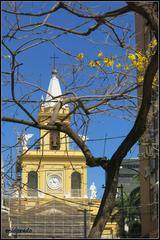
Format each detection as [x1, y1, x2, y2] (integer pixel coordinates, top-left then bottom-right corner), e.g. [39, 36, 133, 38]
[71, 189, 81, 198]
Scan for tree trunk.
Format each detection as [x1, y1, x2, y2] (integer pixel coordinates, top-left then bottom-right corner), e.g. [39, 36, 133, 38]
[88, 170, 119, 238]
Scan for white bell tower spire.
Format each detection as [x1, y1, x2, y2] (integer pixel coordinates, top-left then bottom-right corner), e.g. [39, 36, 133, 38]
[44, 67, 62, 108]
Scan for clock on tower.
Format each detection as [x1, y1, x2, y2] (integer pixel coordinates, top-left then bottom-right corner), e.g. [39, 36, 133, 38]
[47, 174, 62, 190]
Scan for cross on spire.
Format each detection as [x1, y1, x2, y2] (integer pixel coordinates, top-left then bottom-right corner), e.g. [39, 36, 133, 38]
[50, 53, 59, 70]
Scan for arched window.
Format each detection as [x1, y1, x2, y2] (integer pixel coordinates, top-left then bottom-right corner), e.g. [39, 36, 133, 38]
[28, 171, 38, 196]
[71, 172, 81, 197]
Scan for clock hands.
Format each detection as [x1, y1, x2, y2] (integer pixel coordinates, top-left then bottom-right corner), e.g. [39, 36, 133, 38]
[52, 177, 58, 184]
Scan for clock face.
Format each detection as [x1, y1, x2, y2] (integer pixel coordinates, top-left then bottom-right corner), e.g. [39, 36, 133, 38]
[47, 174, 62, 190]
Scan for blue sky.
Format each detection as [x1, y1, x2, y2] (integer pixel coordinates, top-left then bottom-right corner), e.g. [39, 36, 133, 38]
[2, 1, 138, 199]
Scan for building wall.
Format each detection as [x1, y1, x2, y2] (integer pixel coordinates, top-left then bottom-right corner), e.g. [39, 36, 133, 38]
[135, 13, 159, 238]
[21, 151, 87, 201]
[118, 159, 140, 195]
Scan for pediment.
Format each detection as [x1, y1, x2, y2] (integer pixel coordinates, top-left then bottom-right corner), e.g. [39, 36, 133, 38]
[36, 207, 63, 216]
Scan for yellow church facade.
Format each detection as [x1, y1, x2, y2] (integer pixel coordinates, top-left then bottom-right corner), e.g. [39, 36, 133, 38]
[18, 69, 118, 238]
[21, 106, 88, 201]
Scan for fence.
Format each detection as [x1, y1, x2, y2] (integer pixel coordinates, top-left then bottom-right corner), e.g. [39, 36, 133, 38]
[2, 197, 91, 239]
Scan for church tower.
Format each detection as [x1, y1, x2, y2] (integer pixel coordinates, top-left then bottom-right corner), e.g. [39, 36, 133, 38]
[38, 68, 70, 152]
[21, 68, 87, 203]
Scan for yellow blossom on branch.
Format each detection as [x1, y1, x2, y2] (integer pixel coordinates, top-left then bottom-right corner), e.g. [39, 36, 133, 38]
[88, 60, 96, 67]
[103, 57, 114, 67]
[129, 50, 148, 72]
[136, 53, 147, 63]
[152, 39, 157, 47]
[138, 76, 144, 83]
[76, 53, 84, 61]
[148, 38, 157, 49]
[88, 60, 101, 67]
[95, 60, 101, 66]
[128, 53, 136, 61]
[124, 64, 129, 70]
[132, 61, 138, 68]
[136, 62, 145, 71]
[97, 51, 103, 57]
[135, 51, 142, 59]
[116, 63, 121, 68]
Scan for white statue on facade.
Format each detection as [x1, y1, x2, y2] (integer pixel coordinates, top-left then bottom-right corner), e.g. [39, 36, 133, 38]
[21, 134, 33, 150]
[90, 182, 97, 199]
